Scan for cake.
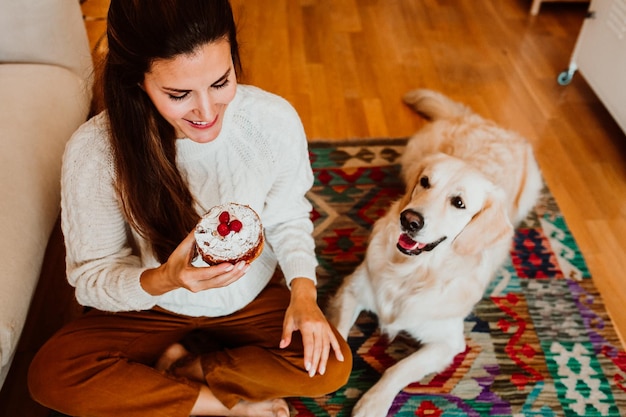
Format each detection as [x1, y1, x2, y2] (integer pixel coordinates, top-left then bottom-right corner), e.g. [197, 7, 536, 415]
[194, 203, 264, 265]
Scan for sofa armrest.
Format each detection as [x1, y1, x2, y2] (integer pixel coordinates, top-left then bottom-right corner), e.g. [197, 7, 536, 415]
[0, 63, 91, 386]
[0, 0, 93, 82]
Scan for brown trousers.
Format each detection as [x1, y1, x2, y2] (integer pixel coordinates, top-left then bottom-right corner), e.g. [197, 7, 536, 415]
[28, 280, 352, 417]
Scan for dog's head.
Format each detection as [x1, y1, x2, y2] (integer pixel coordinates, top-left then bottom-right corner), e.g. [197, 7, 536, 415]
[397, 153, 513, 257]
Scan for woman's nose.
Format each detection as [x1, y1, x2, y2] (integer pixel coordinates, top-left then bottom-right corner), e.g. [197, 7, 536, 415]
[194, 93, 216, 120]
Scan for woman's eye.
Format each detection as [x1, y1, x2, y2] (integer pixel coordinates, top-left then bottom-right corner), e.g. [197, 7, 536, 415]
[213, 79, 230, 90]
[451, 196, 465, 209]
[168, 93, 189, 101]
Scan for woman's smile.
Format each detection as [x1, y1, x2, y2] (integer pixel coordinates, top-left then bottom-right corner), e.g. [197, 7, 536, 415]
[186, 114, 219, 129]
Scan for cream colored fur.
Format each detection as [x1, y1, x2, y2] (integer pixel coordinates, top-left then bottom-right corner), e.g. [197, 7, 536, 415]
[327, 89, 542, 417]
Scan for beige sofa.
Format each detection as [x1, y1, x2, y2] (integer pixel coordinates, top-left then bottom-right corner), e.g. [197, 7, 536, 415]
[0, 0, 93, 387]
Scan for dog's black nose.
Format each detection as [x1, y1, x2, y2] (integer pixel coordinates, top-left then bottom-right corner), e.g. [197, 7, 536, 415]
[400, 209, 424, 232]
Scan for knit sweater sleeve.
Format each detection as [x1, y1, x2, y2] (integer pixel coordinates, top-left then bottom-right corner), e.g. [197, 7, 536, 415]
[257, 94, 318, 287]
[60, 114, 159, 311]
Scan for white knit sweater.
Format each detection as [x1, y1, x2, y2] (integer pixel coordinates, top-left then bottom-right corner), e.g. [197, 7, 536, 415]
[61, 85, 318, 316]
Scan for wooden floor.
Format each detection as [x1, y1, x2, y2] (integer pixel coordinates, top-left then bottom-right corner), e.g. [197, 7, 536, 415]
[3, 0, 626, 416]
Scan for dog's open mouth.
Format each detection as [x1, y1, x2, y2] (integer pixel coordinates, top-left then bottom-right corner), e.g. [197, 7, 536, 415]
[396, 233, 446, 256]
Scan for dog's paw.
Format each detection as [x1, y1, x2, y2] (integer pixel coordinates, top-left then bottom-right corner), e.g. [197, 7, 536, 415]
[351, 391, 393, 417]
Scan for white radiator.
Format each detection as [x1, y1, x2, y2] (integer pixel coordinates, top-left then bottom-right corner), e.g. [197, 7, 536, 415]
[559, 0, 626, 134]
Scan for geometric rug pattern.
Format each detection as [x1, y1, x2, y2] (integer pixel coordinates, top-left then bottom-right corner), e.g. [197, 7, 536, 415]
[49, 138, 626, 417]
[290, 138, 626, 417]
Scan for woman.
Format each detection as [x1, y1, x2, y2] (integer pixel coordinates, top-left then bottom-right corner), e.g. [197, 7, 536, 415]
[28, 1, 351, 416]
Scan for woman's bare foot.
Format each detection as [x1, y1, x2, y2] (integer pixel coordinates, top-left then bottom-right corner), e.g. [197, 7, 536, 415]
[228, 398, 290, 417]
[191, 385, 290, 417]
[161, 346, 290, 417]
[156, 342, 205, 382]
[155, 342, 190, 372]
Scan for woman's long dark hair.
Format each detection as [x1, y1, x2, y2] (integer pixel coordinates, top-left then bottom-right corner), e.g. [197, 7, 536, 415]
[103, 0, 241, 263]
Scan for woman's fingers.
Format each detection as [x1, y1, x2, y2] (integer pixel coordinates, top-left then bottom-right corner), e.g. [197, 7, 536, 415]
[313, 328, 342, 376]
[330, 330, 345, 362]
[191, 261, 248, 291]
[317, 331, 331, 376]
[307, 329, 322, 377]
[303, 324, 337, 377]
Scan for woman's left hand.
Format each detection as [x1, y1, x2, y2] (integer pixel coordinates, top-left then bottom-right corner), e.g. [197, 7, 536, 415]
[279, 278, 345, 377]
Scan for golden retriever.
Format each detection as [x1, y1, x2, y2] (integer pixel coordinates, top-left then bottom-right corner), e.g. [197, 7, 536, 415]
[327, 89, 542, 417]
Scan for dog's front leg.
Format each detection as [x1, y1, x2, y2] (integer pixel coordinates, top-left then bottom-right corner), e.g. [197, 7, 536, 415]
[351, 341, 462, 417]
[327, 263, 370, 339]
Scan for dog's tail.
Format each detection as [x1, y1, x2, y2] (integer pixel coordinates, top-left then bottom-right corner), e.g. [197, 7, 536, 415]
[402, 89, 472, 121]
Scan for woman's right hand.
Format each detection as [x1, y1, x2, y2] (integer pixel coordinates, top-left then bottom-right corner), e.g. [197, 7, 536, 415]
[140, 229, 249, 296]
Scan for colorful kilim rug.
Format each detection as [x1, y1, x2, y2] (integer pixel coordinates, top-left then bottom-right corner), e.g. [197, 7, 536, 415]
[290, 138, 626, 417]
[49, 138, 626, 417]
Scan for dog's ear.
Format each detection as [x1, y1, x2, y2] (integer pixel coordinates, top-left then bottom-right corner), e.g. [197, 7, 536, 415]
[399, 163, 425, 207]
[401, 161, 421, 187]
[452, 189, 514, 256]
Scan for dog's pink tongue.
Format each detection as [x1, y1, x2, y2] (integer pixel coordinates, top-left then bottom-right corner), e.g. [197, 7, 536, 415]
[398, 233, 425, 250]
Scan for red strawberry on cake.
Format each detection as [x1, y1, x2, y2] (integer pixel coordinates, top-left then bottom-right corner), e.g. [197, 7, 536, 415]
[194, 203, 264, 265]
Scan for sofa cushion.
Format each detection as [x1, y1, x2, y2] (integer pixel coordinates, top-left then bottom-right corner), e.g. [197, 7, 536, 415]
[0, 63, 91, 386]
[0, 0, 93, 82]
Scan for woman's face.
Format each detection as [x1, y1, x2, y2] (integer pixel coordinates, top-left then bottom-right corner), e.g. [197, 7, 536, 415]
[142, 39, 237, 143]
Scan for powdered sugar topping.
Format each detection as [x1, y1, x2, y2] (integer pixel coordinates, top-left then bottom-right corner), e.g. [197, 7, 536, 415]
[194, 203, 262, 263]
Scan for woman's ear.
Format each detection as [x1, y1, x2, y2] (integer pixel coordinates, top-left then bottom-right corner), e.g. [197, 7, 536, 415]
[452, 189, 514, 256]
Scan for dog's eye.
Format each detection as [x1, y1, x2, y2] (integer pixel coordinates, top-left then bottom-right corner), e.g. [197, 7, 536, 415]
[451, 196, 465, 209]
[420, 176, 430, 189]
